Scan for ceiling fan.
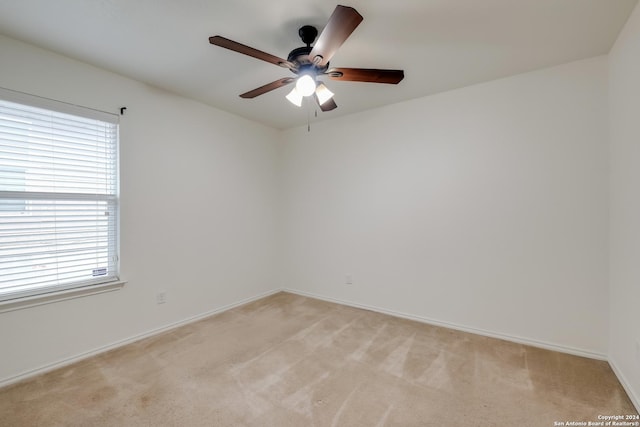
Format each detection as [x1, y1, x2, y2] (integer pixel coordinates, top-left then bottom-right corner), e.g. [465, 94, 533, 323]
[209, 5, 404, 112]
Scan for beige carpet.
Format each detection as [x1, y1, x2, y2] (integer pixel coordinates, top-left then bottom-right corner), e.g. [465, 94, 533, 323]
[0, 292, 636, 426]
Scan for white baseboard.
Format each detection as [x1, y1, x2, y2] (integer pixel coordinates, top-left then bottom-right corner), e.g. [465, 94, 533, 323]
[0, 288, 283, 388]
[609, 359, 640, 413]
[284, 288, 608, 361]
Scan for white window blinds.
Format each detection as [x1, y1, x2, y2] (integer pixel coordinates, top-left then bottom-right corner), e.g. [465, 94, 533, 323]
[0, 89, 119, 302]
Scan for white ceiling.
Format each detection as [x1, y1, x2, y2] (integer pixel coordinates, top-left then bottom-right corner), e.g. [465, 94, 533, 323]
[0, 0, 637, 129]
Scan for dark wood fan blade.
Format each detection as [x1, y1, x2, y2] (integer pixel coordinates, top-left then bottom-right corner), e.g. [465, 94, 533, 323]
[315, 95, 338, 112]
[240, 78, 295, 99]
[309, 5, 363, 67]
[326, 68, 405, 84]
[209, 36, 294, 69]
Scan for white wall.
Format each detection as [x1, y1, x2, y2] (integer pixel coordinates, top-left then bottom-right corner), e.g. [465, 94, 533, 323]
[282, 56, 609, 357]
[609, 2, 640, 408]
[0, 35, 281, 383]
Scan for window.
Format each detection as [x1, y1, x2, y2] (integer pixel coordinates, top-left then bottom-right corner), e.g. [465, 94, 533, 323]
[0, 88, 120, 302]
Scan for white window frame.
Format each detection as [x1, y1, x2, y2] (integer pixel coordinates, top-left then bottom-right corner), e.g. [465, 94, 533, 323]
[0, 88, 123, 309]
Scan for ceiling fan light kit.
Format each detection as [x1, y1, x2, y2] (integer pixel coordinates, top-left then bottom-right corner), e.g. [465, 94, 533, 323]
[209, 5, 404, 113]
[285, 81, 334, 108]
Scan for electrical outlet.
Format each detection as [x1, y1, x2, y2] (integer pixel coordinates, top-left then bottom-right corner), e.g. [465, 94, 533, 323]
[156, 291, 167, 304]
[345, 274, 353, 285]
[636, 341, 640, 364]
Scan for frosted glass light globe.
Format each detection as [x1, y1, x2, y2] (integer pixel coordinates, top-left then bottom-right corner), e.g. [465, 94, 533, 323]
[315, 83, 334, 105]
[286, 87, 303, 107]
[295, 74, 316, 97]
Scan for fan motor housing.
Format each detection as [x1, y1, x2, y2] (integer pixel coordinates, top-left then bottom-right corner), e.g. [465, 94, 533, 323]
[287, 46, 312, 64]
[286, 25, 329, 75]
[287, 46, 329, 75]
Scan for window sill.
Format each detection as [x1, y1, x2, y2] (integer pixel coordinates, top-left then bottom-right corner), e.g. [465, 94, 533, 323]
[0, 280, 126, 314]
